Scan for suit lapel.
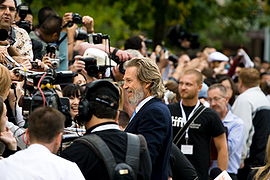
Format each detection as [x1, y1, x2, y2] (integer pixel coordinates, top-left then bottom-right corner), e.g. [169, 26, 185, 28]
[125, 98, 159, 131]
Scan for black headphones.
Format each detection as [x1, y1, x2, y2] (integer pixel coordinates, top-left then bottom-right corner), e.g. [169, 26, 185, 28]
[75, 80, 119, 125]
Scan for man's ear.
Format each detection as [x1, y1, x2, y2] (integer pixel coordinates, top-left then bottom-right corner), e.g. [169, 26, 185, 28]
[145, 82, 151, 89]
[56, 132, 63, 145]
[198, 83, 203, 92]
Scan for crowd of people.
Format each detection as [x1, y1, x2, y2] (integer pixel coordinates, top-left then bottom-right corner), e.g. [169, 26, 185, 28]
[0, 0, 270, 179]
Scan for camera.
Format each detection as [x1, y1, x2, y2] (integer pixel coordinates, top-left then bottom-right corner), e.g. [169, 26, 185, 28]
[49, 58, 60, 69]
[72, 13, 82, 25]
[79, 57, 99, 77]
[0, 29, 8, 41]
[74, 28, 109, 44]
[18, 69, 77, 127]
[46, 44, 58, 54]
[0, 28, 15, 45]
[15, 3, 32, 33]
[90, 33, 109, 44]
[66, 13, 82, 27]
[168, 54, 178, 64]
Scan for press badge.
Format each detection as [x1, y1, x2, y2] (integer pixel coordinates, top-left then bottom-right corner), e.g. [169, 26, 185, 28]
[181, 145, 193, 155]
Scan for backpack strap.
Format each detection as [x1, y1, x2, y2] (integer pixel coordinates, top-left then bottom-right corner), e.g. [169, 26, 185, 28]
[74, 134, 116, 180]
[125, 133, 140, 179]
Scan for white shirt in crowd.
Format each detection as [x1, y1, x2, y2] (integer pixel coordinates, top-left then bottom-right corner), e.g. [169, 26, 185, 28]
[0, 144, 85, 180]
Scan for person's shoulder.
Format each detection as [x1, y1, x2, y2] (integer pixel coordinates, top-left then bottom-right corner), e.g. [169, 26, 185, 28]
[203, 107, 218, 115]
[61, 140, 91, 158]
[144, 98, 169, 111]
[53, 152, 77, 165]
[229, 111, 244, 124]
[168, 102, 179, 108]
[50, 153, 85, 179]
[13, 26, 28, 35]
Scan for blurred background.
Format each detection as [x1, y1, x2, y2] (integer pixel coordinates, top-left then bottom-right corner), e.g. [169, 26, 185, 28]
[18, 0, 270, 61]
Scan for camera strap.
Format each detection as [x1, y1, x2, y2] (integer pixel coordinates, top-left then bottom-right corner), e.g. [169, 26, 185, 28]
[57, 33, 67, 46]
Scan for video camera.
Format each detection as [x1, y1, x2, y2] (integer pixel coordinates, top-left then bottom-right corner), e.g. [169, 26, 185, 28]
[75, 28, 109, 44]
[18, 69, 77, 127]
[16, 3, 32, 33]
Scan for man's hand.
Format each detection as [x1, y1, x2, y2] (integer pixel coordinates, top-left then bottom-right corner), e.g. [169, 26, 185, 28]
[69, 56, 85, 72]
[12, 56, 29, 64]
[115, 50, 133, 62]
[42, 56, 53, 69]
[82, 16, 94, 33]
[62, 12, 73, 28]
[112, 65, 124, 81]
[20, 59, 32, 70]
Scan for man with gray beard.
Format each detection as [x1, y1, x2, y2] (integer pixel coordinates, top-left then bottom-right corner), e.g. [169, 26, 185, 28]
[123, 57, 172, 180]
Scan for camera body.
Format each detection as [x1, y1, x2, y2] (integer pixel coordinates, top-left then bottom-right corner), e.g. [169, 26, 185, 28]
[66, 13, 82, 27]
[49, 58, 60, 69]
[16, 3, 31, 33]
[46, 44, 57, 54]
[30, 61, 40, 69]
[72, 13, 82, 25]
[79, 57, 99, 77]
[0, 29, 8, 41]
[74, 28, 109, 44]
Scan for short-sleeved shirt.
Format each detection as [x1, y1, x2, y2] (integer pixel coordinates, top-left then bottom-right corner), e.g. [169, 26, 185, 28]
[168, 102, 226, 180]
[13, 26, 33, 60]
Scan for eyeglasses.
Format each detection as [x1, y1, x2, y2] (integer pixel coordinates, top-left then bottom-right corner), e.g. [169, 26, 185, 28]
[0, 5, 16, 12]
[207, 96, 225, 103]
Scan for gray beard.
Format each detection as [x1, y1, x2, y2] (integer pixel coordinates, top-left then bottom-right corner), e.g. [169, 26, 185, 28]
[128, 90, 145, 105]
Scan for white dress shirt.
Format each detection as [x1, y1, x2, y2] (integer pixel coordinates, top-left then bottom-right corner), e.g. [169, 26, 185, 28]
[0, 144, 85, 180]
[130, 96, 154, 122]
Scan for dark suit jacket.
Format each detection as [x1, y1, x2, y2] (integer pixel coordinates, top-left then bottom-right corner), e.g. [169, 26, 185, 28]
[125, 97, 172, 180]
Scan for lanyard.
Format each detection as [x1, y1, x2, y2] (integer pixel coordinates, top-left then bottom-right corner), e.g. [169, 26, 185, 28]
[180, 100, 200, 144]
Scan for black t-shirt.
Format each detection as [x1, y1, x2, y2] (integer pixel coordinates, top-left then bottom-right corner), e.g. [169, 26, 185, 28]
[168, 103, 226, 180]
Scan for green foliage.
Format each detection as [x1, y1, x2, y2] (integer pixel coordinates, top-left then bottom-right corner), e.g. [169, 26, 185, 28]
[27, 0, 270, 50]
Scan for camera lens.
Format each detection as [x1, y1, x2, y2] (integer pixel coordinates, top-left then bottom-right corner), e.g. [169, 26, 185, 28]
[72, 13, 82, 25]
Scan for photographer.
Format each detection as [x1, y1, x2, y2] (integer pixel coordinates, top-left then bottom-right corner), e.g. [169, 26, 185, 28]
[0, 0, 33, 63]
[124, 35, 147, 57]
[63, 12, 94, 61]
[15, 3, 33, 34]
[29, 15, 62, 58]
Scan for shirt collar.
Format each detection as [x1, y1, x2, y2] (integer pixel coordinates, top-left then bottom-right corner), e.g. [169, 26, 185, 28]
[223, 110, 234, 123]
[135, 96, 154, 113]
[86, 122, 119, 134]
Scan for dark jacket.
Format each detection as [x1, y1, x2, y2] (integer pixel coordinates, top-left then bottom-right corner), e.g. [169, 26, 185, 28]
[170, 143, 198, 180]
[61, 122, 152, 180]
[125, 98, 173, 180]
